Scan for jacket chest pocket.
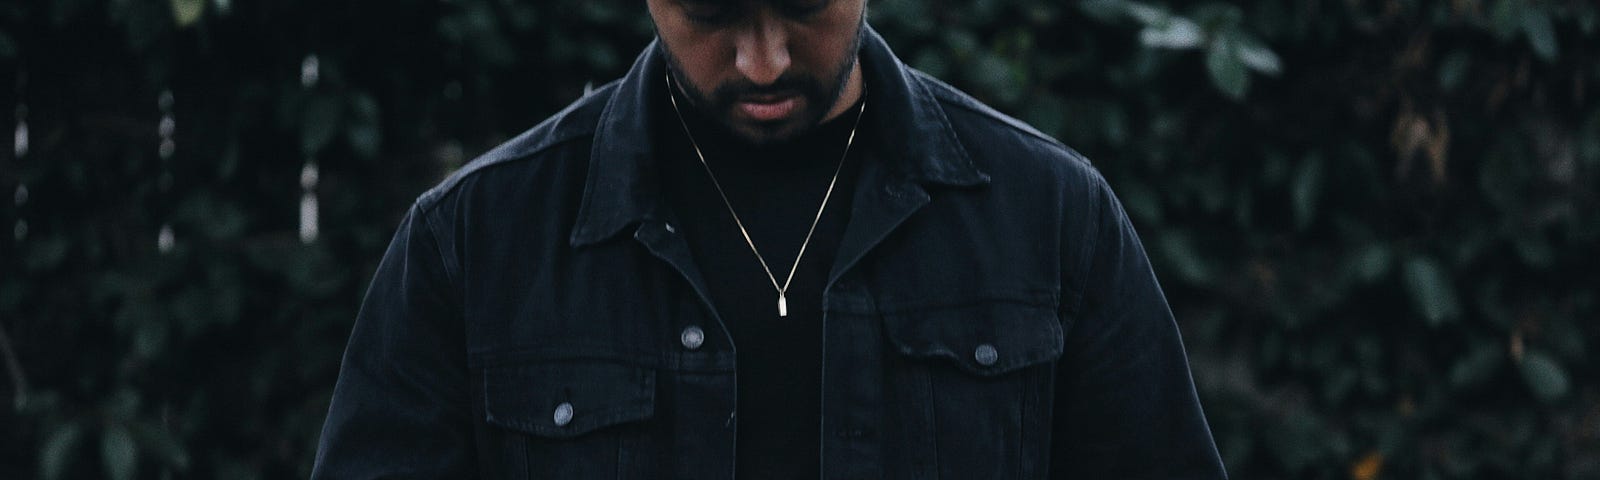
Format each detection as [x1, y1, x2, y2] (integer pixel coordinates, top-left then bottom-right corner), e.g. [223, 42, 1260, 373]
[881, 301, 1063, 479]
[482, 361, 656, 479]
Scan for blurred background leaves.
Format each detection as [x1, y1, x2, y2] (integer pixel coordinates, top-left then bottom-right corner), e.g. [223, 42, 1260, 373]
[1, 0, 1597, 478]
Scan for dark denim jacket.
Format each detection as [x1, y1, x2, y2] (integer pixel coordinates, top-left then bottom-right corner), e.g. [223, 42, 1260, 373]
[313, 27, 1226, 480]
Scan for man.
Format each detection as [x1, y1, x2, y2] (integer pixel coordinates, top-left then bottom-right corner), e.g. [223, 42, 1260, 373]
[313, 0, 1227, 478]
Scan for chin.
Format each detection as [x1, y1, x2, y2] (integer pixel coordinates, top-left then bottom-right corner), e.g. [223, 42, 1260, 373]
[725, 123, 790, 145]
[731, 115, 825, 146]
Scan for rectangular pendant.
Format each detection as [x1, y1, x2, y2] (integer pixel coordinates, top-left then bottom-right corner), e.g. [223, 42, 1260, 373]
[777, 294, 788, 317]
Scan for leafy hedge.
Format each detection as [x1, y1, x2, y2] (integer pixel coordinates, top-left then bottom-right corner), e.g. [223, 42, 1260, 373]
[1, 0, 1595, 478]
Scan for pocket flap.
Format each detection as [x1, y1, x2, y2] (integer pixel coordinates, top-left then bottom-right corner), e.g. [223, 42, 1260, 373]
[882, 302, 1064, 376]
[482, 361, 655, 438]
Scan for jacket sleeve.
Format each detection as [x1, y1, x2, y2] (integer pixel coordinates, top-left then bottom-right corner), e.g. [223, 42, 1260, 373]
[312, 202, 475, 478]
[1050, 172, 1227, 479]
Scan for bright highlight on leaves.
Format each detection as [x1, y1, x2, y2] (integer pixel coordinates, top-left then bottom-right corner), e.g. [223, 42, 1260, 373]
[1140, 17, 1203, 49]
[1402, 257, 1461, 327]
[1235, 38, 1282, 76]
[1119, 1, 1282, 100]
[39, 423, 82, 480]
[101, 426, 138, 480]
[1518, 351, 1570, 402]
[1521, 8, 1559, 61]
[170, 0, 205, 27]
[1206, 36, 1249, 100]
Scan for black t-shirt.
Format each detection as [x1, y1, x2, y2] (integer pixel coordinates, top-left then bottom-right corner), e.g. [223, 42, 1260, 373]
[656, 90, 868, 479]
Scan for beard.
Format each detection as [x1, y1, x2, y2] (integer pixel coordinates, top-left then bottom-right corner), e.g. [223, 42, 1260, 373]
[659, 20, 866, 145]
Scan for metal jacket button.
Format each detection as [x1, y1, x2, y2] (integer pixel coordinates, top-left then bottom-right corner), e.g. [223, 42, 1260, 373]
[680, 325, 705, 350]
[974, 343, 999, 366]
[553, 402, 574, 427]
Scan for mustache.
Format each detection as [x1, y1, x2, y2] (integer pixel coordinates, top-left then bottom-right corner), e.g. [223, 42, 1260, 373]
[709, 74, 826, 103]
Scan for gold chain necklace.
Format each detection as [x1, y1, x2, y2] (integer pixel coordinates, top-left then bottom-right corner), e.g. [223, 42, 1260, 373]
[664, 72, 866, 317]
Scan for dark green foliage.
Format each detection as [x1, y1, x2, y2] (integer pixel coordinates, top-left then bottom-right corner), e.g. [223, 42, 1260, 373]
[1, 0, 1595, 478]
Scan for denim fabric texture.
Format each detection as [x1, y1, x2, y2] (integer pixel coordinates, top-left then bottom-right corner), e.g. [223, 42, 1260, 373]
[312, 26, 1228, 479]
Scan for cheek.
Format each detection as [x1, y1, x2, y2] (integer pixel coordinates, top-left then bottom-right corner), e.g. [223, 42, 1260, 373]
[676, 38, 730, 76]
[658, 30, 733, 93]
[792, 11, 861, 70]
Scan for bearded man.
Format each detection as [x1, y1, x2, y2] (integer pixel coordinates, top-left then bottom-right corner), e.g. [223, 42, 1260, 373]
[313, 1, 1227, 478]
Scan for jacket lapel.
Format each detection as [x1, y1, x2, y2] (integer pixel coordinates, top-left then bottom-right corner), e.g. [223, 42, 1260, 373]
[825, 27, 990, 287]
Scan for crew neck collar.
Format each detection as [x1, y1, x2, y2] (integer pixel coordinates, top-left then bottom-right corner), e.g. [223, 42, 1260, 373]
[664, 87, 868, 172]
[570, 26, 988, 247]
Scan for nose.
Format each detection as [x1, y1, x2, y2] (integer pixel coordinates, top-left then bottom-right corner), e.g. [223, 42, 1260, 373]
[733, 11, 790, 86]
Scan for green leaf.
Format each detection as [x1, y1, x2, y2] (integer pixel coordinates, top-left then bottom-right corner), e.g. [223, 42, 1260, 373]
[1101, 103, 1129, 146]
[23, 235, 71, 271]
[1449, 342, 1503, 389]
[101, 425, 138, 480]
[1155, 230, 1213, 284]
[968, 53, 1020, 104]
[218, 137, 241, 178]
[1260, 150, 1291, 185]
[346, 93, 383, 159]
[1123, 2, 1169, 25]
[132, 321, 168, 359]
[1139, 17, 1203, 49]
[1323, 368, 1358, 405]
[1021, 93, 1067, 140]
[1291, 154, 1324, 231]
[1513, 235, 1554, 268]
[1582, 113, 1600, 168]
[1518, 351, 1570, 402]
[1119, 181, 1163, 224]
[577, 1, 621, 22]
[1235, 37, 1282, 76]
[1521, 8, 1559, 62]
[1488, 0, 1523, 41]
[131, 422, 191, 471]
[1350, 243, 1392, 283]
[169, 0, 205, 27]
[1230, 186, 1253, 227]
[910, 48, 951, 79]
[460, 3, 515, 66]
[0, 30, 15, 58]
[1402, 256, 1461, 327]
[941, 30, 981, 58]
[106, 389, 142, 419]
[1545, 319, 1586, 360]
[40, 423, 83, 480]
[1205, 35, 1249, 100]
[1437, 51, 1471, 92]
[172, 193, 249, 240]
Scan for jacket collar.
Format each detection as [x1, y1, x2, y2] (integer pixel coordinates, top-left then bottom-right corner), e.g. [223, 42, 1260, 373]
[570, 26, 988, 247]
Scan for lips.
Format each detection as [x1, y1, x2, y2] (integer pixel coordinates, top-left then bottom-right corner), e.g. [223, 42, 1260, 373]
[736, 95, 801, 122]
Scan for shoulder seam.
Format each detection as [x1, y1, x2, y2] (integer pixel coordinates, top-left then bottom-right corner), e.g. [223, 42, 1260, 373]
[413, 131, 594, 216]
[919, 73, 1096, 171]
[413, 83, 617, 215]
[1068, 169, 1110, 318]
[416, 200, 463, 304]
[909, 70, 1074, 152]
